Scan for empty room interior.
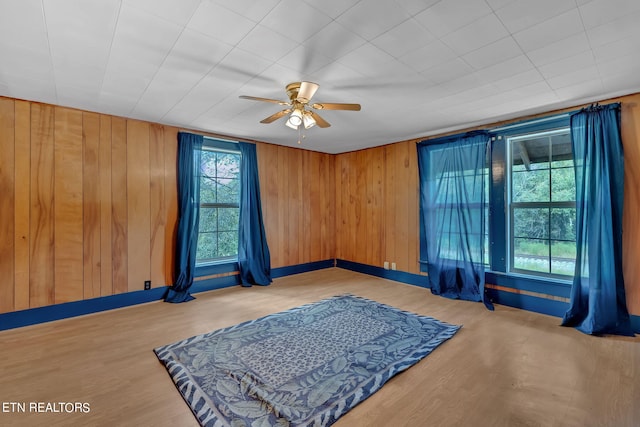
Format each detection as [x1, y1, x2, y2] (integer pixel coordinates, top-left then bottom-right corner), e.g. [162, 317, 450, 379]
[1, 1, 639, 426]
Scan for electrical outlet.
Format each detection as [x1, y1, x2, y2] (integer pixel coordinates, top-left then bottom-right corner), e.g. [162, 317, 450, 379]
[144, 280, 151, 290]
[383, 261, 389, 270]
[391, 262, 397, 270]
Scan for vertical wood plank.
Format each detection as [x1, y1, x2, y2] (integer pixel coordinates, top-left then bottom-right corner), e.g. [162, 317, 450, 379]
[127, 120, 151, 291]
[384, 145, 397, 267]
[54, 107, 84, 304]
[29, 103, 55, 308]
[307, 152, 321, 262]
[366, 147, 384, 267]
[257, 143, 280, 267]
[325, 154, 336, 261]
[149, 124, 166, 288]
[0, 98, 15, 313]
[82, 112, 101, 299]
[335, 154, 344, 261]
[111, 117, 128, 294]
[163, 127, 178, 285]
[407, 141, 420, 274]
[276, 145, 289, 267]
[620, 98, 640, 315]
[395, 143, 410, 272]
[347, 152, 358, 263]
[99, 115, 113, 296]
[302, 150, 313, 262]
[14, 100, 31, 311]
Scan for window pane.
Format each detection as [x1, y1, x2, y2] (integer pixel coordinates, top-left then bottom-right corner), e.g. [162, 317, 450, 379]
[218, 208, 239, 232]
[508, 128, 575, 279]
[217, 231, 238, 258]
[513, 238, 549, 273]
[550, 208, 576, 241]
[217, 178, 239, 204]
[551, 167, 575, 202]
[512, 169, 549, 202]
[551, 240, 576, 276]
[196, 146, 241, 264]
[513, 208, 549, 239]
[199, 208, 218, 233]
[196, 233, 218, 261]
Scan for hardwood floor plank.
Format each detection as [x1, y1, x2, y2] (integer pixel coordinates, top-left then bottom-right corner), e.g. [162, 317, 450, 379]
[0, 268, 638, 427]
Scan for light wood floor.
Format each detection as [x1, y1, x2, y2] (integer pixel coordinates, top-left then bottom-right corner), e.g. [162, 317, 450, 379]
[0, 268, 638, 427]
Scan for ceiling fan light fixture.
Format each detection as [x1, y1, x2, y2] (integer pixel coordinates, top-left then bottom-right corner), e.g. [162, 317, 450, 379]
[289, 109, 303, 127]
[285, 117, 299, 129]
[303, 112, 316, 129]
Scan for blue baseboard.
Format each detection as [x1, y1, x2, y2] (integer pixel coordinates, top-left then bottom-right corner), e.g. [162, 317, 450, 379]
[0, 287, 167, 332]
[272, 259, 335, 278]
[630, 315, 640, 334]
[336, 259, 429, 288]
[0, 260, 334, 332]
[485, 288, 569, 318]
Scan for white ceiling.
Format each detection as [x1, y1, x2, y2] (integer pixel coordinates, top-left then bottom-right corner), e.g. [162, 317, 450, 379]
[2, 0, 640, 153]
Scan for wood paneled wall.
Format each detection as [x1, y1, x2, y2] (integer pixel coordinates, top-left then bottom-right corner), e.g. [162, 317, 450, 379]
[334, 93, 640, 315]
[1, 93, 639, 317]
[335, 142, 419, 274]
[0, 97, 335, 315]
[0, 98, 179, 314]
[257, 144, 335, 268]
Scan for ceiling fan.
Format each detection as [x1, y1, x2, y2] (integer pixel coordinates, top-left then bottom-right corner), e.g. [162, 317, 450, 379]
[239, 81, 361, 130]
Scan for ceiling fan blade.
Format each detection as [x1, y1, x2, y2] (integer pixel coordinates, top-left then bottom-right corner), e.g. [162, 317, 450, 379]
[296, 81, 319, 103]
[240, 95, 290, 106]
[309, 111, 331, 128]
[312, 102, 361, 111]
[260, 109, 291, 124]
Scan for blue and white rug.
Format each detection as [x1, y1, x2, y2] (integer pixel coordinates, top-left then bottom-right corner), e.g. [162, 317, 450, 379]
[154, 294, 461, 426]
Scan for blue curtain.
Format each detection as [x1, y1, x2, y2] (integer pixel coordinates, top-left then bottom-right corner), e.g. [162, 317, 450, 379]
[418, 132, 493, 310]
[164, 132, 203, 303]
[237, 142, 272, 286]
[561, 103, 633, 336]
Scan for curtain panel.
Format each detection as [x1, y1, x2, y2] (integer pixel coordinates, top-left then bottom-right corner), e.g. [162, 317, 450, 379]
[561, 103, 633, 336]
[165, 132, 203, 303]
[237, 142, 272, 286]
[418, 131, 493, 310]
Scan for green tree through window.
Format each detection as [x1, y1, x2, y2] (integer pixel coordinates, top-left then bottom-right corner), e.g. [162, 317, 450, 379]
[196, 144, 240, 264]
[508, 129, 576, 277]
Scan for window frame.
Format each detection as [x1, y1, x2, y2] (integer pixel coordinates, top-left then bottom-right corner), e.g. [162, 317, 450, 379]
[195, 138, 241, 271]
[488, 114, 574, 285]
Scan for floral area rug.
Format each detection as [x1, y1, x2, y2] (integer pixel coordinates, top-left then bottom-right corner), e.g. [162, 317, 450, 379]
[154, 294, 461, 426]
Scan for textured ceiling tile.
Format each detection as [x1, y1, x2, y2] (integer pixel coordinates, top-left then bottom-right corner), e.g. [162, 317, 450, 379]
[526, 32, 591, 68]
[414, 0, 493, 38]
[462, 36, 523, 70]
[187, 1, 256, 45]
[371, 18, 436, 58]
[399, 40, 457, 73]
[494, 0, 576, 33]
[125, 0, 201, 26]
[336, 1, 412, 41]
[260, 0, 332, 43]
[302, 22, 366, 61]
[442, 13, 509, 55]
[237, 24, 299, 62]
[513, 9, 584, 52]
[579, 0, 640, 29]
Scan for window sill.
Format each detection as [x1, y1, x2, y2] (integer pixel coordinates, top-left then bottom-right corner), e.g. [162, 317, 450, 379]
[485, 270, 571, 299]
[195, 260, 239, 277]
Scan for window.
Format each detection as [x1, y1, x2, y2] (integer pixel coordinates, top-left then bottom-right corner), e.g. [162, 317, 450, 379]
[196, 139, 241, 265]
[419, 114, 576, 287]
[489, 115, 576, 281]
[507, 129, 576, 278]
